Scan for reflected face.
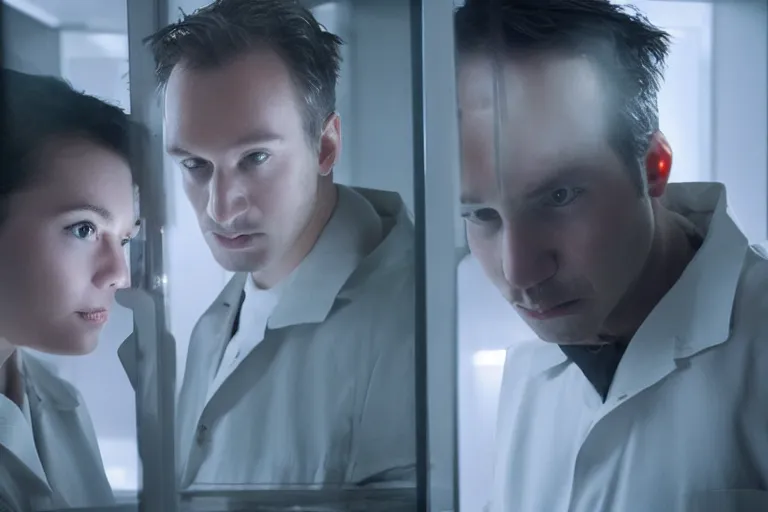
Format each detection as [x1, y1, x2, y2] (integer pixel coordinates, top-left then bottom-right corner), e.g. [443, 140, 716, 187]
[0, 137, 137, 354]
[457, 54, 655, 344]
[164, 50, 329, 273]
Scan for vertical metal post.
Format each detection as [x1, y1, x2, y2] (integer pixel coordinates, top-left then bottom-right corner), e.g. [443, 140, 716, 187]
[126, 0, 178, 510]
[409, 0, 428, 508]
[413, 0, 462, 510]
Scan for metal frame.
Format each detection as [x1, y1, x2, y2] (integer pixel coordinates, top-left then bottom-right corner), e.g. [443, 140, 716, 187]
[126, 0, 178, 510]
[415, 0, 462, 510]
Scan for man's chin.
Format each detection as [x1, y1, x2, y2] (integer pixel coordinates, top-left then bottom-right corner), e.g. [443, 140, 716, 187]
[209, 246, 269, 273]
[524, 318, 601, 345]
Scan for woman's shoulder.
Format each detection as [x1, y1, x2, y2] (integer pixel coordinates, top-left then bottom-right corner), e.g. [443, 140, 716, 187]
[17, 350, 82, 410]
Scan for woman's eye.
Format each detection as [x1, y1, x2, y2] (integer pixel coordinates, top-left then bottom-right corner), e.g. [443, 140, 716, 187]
[69, 222, 97, 240]
[547, 187, 583, 207]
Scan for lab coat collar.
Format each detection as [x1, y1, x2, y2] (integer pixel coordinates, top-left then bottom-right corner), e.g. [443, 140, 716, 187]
[19, 350, 80, 411]
[640, 182, 746, 357]
[533, 182, 747, 373]
[0, 351, 65, 496]
[267, 185, 408, 329]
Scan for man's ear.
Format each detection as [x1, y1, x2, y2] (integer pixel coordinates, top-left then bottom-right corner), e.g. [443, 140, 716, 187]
[645, 130, 672, 198]
[318, 113, 341, 177]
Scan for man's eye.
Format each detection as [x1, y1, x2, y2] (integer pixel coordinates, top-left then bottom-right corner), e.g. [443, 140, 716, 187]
[243, 151, 270, 167]
[68, 222, 97, 240]
[547, 187, 584, 207]
[463, 208, 500, 224]
[181, 158, 208, 171]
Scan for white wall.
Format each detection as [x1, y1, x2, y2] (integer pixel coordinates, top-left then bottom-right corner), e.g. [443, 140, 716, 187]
[2, 2, 61, 76]
[711, 0, 768, 242]
[60, 31, 131, 113]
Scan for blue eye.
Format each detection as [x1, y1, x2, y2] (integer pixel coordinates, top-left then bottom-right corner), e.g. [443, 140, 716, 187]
[244, 151, 270, 166]
[68, 222, 97, 240]
[181, 158, 209, 171]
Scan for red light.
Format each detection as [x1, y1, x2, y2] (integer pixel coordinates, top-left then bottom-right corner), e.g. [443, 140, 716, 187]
[646, 142, 672, 179]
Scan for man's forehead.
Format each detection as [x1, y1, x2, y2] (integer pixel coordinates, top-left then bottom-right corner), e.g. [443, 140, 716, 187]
[164, 51, 295, 118]
[458, 52, 612, 193]
[163, 51, 301, 152]
[458, 52, 607, 130]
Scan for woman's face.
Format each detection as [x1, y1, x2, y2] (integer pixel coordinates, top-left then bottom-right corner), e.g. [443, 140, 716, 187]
[0, 136, 138, 355]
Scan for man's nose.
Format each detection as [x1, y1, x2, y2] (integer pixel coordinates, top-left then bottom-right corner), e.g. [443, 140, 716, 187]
[500, 222, 557, 291]
[206, 170, 249, 226]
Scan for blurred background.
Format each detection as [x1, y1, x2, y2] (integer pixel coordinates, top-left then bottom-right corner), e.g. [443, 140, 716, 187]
[2, 0, 766, 510]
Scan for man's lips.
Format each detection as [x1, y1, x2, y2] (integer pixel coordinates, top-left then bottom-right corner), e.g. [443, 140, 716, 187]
[211, 232, 263, 250]
[517, 299, 582, 320]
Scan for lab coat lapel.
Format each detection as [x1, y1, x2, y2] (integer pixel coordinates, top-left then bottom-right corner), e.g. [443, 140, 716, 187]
[601, 183, 748, 408]
[23, 353, 113, 508]
[177, 273, 246, 482]
[0, 394, 51, 496]
[179, 330, 285, 487]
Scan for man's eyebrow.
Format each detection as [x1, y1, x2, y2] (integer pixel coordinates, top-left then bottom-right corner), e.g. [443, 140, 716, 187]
[60, 204, 114, 222]
[166, 130, 284, 157]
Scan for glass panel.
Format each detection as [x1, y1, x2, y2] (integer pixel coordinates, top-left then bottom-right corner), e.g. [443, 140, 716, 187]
[453, 1, 767, 511]
[126, 0, 422, 509]
[1, 0, 141, 509]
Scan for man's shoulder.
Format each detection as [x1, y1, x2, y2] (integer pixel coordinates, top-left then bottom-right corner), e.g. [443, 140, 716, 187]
[734, 243, 768, 327]
[724, 243, 768, 367]
[341, 235, 415, 305]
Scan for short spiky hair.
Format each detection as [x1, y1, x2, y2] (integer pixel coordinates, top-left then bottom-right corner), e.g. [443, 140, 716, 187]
[145, 0, 343, 144]
[454, 0, 671, 186]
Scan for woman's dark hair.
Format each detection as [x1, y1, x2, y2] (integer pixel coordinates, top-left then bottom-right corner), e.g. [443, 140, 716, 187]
[0, 69, 138, 224]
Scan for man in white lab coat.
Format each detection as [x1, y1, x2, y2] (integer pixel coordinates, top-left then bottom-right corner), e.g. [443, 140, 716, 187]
[454, 1, 768, 511]
[126, 0, 416, 490]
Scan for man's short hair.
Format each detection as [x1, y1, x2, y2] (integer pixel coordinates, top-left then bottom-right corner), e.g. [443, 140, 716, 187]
[0, 69, 138, 224]
[454, 0, 671, 186]
[145, 0, 343, 146]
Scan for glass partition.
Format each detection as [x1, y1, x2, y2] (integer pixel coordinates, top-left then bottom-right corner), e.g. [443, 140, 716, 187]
[6, 0, 762, 510]
[126, 0, 427, 510]
[452, 1, 767, 511]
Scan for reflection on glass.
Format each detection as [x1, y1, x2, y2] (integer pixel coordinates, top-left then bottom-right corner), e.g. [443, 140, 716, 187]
[454, 1, 768, 511]
[125, 0, 417, 503]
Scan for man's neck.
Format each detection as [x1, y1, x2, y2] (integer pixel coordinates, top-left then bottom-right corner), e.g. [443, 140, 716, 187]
[601, 205, 700, 342]
[251, 181, 339, 289]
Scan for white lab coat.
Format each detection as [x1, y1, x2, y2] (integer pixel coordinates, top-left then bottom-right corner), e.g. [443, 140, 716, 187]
[121, 185, 416, 490]
[490, 182, 768, 512]
[0, 351, 114, 511]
